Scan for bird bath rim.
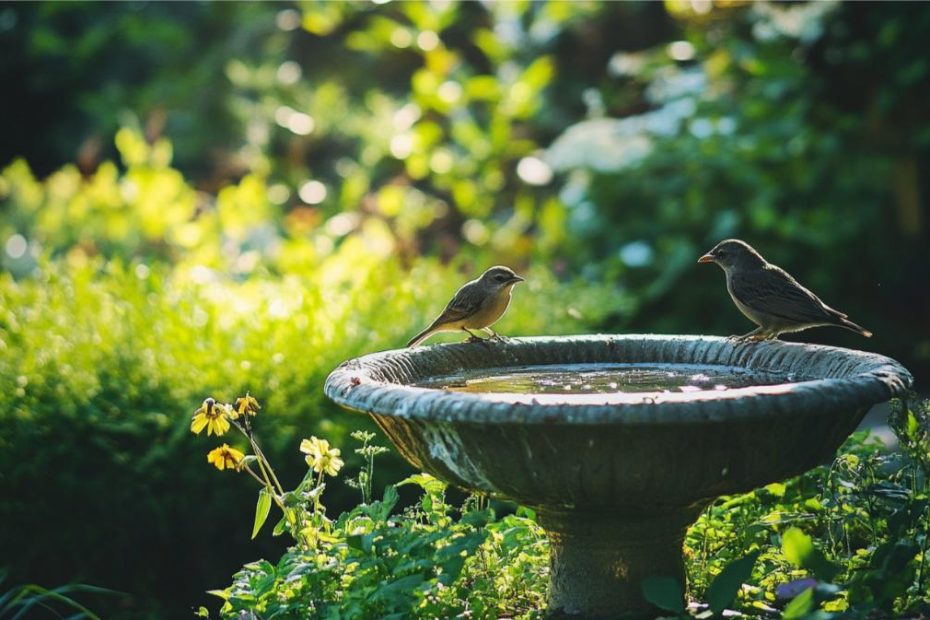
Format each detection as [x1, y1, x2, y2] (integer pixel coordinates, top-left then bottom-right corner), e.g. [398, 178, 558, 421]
[324, 334, 913, 425]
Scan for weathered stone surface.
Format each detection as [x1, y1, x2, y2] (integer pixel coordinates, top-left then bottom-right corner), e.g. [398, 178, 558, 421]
[324, 335, 913, 618]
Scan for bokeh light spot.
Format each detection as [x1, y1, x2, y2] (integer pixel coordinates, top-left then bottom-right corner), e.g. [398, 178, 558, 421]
[390, 134, 413, 159]
[275, 106, 296, 128]
[462, 219, 490, 245]
[417, 31, 440, 51]
[391, 28, 413, 48]
[668, 41, 696, 61]
[429, 150, 454, 174]
[276, 61, 302, 85]
[298, 180, 327, 205]
[392, 103, 421, 130]
[276, 9, 300, 31]
[438, 81, 463, 104]
[619, 240, 654, 267]
[287, 112, 315, 136]
[325, 212, 359, 236]
[267, 184, 290, 205]
[5, 234, 27, 259]
[516, 156, 553, 186]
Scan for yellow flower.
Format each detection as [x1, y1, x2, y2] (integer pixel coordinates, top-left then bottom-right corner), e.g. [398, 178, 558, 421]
[234, 393, 261, 418]
[191, 398, 231, 436]
[207, 444, 245, 471]
[299, 436, 344, 477]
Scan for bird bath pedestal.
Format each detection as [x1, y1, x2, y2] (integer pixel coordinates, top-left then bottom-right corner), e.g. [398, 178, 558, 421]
[324, 335, 912, 618]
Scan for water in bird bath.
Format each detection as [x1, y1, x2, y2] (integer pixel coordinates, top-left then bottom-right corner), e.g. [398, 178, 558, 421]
[415, 363, 797, 395]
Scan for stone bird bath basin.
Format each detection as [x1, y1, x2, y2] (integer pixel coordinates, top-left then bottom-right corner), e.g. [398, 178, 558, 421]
[324, 335, 912, 618]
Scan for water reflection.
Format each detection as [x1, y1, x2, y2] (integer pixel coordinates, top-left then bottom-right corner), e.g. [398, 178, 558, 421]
[415, 363, 796, 395]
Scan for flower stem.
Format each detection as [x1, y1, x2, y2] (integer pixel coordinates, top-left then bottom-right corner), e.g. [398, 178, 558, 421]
[234, 418, 285, 497]
[249, 436, 285, 496]
[365, 452, 374, 504]
[242, 463, 280, 504]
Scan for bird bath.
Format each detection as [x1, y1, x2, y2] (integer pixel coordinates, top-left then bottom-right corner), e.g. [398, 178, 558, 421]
[324, 335, 912, 618]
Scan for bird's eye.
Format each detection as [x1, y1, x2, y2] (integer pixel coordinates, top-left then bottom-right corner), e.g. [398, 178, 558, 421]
[495, 274, 507, 281]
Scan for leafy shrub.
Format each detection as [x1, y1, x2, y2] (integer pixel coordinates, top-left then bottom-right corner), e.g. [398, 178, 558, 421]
[220, 488, 548, 620]
[684, 397, 930, 618]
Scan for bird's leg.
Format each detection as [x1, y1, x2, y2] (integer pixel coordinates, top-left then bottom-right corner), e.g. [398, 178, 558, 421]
[485, 328, 510, 343]
[746, 331, 777, 342]
[732, 327, 766, 342]
[462, 327, 487, 343]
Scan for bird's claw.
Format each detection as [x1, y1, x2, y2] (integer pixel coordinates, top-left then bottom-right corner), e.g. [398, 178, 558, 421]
[491, 334, 511, 343]
[731, 333, 772, 343]
[466, 335, 484, 344]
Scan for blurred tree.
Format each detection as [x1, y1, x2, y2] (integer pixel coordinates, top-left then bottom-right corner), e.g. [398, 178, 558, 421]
[0, 2, 279, 180]
[543, 0, 930, 375]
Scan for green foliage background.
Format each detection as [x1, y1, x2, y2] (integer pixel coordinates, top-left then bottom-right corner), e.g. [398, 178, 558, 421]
[0, 1, 928, 617]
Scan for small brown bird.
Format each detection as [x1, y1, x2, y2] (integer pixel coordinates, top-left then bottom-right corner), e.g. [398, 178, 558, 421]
[407, 266, 525, 347]
[698, 239, 872, 341]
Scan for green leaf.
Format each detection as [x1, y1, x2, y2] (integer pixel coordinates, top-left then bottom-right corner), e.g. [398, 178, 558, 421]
[706, 551, 760, 614]
[465, 75, 501, 100]
[283, 490, 304, 507]
[397, 473, 447, 494]
[782, 527, 814, 567]
[346, 534, 364, 552]
[373, 574, 426, 600]
[781, 527, 839, 581]
[347, 533, 374, 554]
[461, 509, 492, 527]
[381, 485, 399, 514]
[272, 514, 289, 536]
[804, 497, 823, 512]
[252, 489, 272, 540]
[520, 56, 554, 90]
[782, 585, 815, 620]
[438, 556, 465, 585]
[764, 482, 786, 497]
[641, 576, 685, 614]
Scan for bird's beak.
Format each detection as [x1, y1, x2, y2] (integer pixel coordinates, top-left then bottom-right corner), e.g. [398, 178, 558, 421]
[697, 253, 715, 264]
[510, 275, 525, 283]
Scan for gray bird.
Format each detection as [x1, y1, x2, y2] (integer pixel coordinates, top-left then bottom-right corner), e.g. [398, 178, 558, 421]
[406, 266, 525, 347]
[698, 239, 872, 341]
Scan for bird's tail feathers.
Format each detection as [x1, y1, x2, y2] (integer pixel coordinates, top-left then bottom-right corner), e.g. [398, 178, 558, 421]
[837, 317, 872, 338]
[406, 327, 435, 348]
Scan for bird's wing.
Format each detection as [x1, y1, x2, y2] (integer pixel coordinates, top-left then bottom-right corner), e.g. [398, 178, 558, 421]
[730, 266, 839, 323]
[428, 281, 485, 328]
